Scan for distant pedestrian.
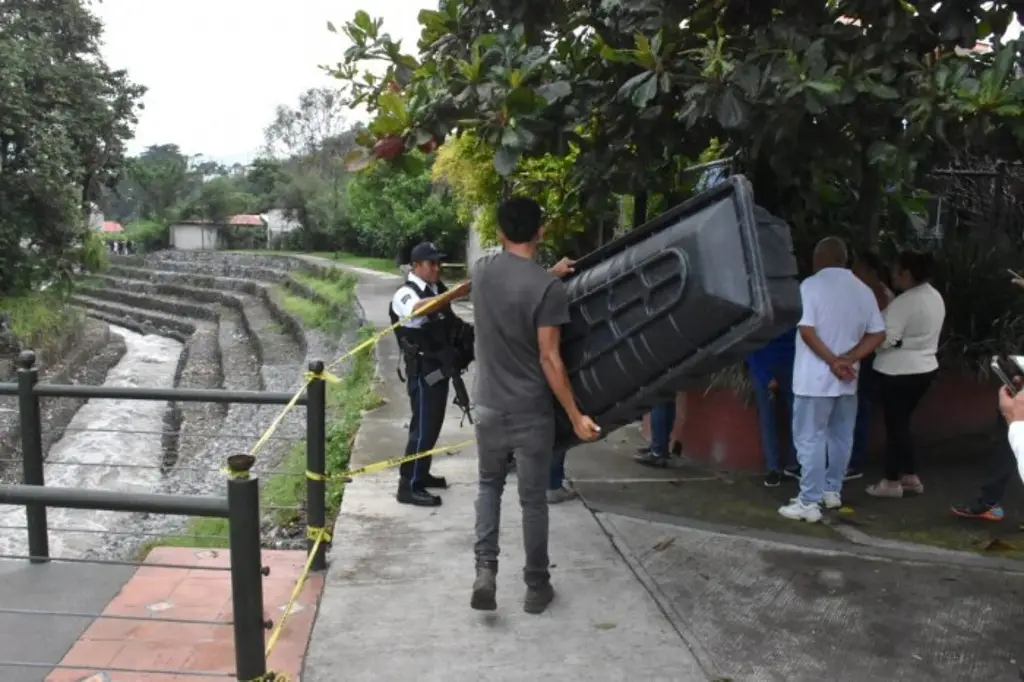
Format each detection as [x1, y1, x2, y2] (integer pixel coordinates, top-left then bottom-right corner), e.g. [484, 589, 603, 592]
[469, 196, 599, 615]
[779, 237, 885, 523]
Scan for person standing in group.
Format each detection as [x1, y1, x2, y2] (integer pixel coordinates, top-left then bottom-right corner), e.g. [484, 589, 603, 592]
[779, 236, 886, 523]
[866, 250, 945, 498]
[746, 328, 797, 487]
[548, 446, 576, 503]
[634, 401, 678, 468]
[388, 241, 471, 507]
[847, 250, 895, 480]
[469, 197, 600, 615]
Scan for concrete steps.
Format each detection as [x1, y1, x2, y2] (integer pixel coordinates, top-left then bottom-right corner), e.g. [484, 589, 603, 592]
[72, 295, 197, 339]
[91, 273, 303, 367]
[77, 284, 218, 322]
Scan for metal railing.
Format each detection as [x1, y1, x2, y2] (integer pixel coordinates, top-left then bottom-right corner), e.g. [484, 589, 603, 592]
[0, 349, 332, 680]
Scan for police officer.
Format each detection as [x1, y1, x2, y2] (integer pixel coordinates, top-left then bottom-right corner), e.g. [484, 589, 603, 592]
[389, 241, 471, 507]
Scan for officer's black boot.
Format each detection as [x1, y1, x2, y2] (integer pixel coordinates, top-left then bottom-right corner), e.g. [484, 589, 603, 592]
[420, 473, 448, 489]
[396, 480, 442, 507]
[470, 561, 498, 611]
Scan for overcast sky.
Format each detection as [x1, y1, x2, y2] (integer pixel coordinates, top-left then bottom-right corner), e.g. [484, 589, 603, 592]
[91, 0, 428, 164]
[92, 1, 1021, 165]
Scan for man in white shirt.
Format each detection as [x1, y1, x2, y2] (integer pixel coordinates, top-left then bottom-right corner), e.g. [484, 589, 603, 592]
[779, 237, 886, 523]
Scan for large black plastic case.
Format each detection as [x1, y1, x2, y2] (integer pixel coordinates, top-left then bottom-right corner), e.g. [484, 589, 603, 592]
[554, 175, 801, 448]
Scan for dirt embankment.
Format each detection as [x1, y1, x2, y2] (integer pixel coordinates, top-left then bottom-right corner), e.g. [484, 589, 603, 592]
[0, 315, 127, 480]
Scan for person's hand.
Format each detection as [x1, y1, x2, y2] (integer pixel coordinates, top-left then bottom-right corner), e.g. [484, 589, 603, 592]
[999, 384, 1024, 424]
[768, 378, 778, 392]
[550, 257, 576, 278]
[829, 357, 857, 382]
[449, 280, 471, 300]
[1012, 277, 1024, 290]
[571, 414, 601, 441]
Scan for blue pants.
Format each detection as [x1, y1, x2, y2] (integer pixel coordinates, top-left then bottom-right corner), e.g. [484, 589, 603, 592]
[400, 372, 449, 489]
[650, 401, 676, 456]
[792, 395, 858, 505]
[549, 448, 567, 490]
[751, 372, 795, 472]
[850, 354, 876, 470]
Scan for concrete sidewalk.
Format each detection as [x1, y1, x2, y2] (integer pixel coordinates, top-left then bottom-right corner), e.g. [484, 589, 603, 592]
[302, 259, 1024, 681]
[302, 258, 706, 681]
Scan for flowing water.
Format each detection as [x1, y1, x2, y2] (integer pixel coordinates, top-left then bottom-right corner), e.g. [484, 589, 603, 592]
[0, 326, 182, 557]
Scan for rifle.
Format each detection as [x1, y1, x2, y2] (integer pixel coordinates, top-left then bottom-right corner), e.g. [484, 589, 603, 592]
[424, 354, 474, 426]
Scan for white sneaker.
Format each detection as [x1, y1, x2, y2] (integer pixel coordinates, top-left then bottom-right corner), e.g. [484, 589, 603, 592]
[823, 491, 842, 509]
[778, 498, 822, 523]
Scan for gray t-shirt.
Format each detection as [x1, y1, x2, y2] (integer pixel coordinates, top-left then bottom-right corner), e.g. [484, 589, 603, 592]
[471, 251, 571, 414]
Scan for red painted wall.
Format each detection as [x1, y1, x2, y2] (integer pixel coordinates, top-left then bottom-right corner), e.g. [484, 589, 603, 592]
[663, 372, 998, 471]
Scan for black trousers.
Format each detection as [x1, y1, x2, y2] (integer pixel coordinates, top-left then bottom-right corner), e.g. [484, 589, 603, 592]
[877, 369, 937, 481]
[980, 423, 1018, 506]
[400, 365, 450, 489]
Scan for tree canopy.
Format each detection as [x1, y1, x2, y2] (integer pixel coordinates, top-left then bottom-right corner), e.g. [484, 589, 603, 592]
[328, 0, 1024, 253]
[0, 0, 144, 295]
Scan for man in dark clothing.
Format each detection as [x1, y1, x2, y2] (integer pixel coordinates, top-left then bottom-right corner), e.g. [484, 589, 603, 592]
[469, 197, 600, 615]
[388, 241, 470, 507]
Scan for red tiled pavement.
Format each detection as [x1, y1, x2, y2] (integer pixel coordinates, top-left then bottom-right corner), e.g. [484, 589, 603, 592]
[46, 547, 324, 682]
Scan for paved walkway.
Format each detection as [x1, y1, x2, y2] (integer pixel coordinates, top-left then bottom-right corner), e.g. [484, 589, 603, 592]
[0, 547, 322, 681]
[303, 259, 1024, 682]
[0, 558, 134, 682]
[302, 261, 706, 681]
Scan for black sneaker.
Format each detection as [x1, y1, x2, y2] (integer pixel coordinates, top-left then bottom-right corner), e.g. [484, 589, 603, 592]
[396, 487, 442, 507]
[843, 468, 864, 481]
[523, 581, 555, 614]
[765, 470, 783, 488]
[471, 565, 498, 611]
[634, 452, 669, 468]
[635, 445, 651, 455]
[420, 474, 448, 489]
[783, 465, 801, 480]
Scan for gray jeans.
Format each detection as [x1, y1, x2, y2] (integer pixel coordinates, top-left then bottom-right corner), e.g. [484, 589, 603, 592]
[473, 405, 554, 586]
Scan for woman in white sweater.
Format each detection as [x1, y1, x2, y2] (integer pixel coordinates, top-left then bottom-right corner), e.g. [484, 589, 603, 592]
[866, 250, 946, 498]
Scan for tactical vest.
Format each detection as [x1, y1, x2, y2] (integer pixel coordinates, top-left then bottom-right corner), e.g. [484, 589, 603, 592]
[388, 279, 453, 362]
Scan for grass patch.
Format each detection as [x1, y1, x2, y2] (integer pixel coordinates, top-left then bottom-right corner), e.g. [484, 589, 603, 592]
[136, 272, 379, 558]
[326, 252, 397, 274]
[0, 290, 78, 351]
[275, 269, 359, 335]
[277, 291, 334, 332]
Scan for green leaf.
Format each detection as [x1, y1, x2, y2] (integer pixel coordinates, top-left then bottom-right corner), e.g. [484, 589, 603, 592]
[327, 21, 337, 33]
[616, 72, 658, 108]
[536, 81, 572, 104]
[866, 140, 898, 165]
[417, 9, 447, 30]
[600, 44, 635, 64]
[869, 83, 900, 100]
[505, 87, 541, 114]
[354, 10, 373, 33]
[494, 147, 520, 176]
[805, 76, 843, 94]
[716, 88, 748, 129]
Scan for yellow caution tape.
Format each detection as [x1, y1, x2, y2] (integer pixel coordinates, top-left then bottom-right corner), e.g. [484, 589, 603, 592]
[245, 279, 472, 673]
[264, 527, 332, 657]
[339, 439, 475, 479]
